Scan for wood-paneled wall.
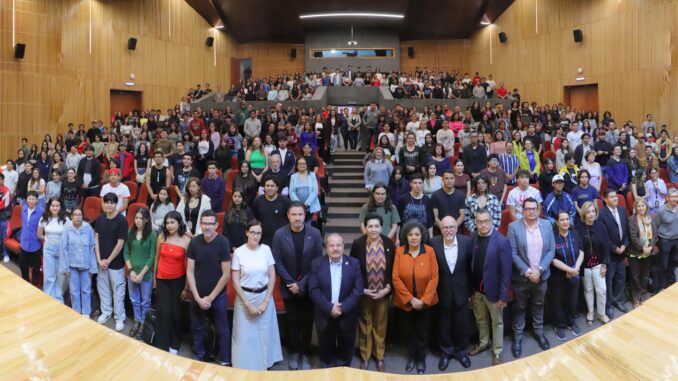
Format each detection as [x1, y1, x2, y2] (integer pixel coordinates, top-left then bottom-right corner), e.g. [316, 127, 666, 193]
[234, 43, 305, 80]
[0, 0, 235, 160]
[400, 40, 471, 75]
[469, 0, 678, 132]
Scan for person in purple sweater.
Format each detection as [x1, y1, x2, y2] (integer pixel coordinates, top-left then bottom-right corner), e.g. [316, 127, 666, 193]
[606, 145, 628, 194]
[201, 161, 225, 212]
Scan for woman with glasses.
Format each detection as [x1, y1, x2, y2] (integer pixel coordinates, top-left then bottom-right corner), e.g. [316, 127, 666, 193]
[231, 220, 283, 370]
[645, 167, 667, 214]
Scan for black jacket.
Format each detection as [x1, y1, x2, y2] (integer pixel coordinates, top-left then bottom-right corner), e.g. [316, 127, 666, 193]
[431, 235, 473, 308]
[349, 234, 396, 289]
[598, 205, 629, 262]
[76, 157, 101, 188]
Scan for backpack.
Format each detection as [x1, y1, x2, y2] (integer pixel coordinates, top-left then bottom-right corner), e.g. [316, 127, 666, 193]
[140, 307, 158, 346]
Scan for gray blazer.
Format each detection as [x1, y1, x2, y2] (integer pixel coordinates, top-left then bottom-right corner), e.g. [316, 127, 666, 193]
[507, 218, 555, 282]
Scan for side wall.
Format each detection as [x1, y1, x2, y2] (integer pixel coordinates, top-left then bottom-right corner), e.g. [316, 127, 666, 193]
[0, 0, 235, 159]
[469, 0, 678, 131]
[400, 39, 471, 75]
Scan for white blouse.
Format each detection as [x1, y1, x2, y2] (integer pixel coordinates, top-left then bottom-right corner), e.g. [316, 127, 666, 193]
[231, 244, 275, 289]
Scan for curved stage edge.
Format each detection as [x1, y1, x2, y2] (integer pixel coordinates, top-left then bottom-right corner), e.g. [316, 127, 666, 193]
[1, 266, 677, 380]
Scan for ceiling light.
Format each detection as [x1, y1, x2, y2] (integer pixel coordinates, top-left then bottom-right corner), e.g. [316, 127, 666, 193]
[575, 76, 585, 81]
[125, 81, 135, 86]
[215, 25, 224, 29]
[300, 12, 404, 20]
[480, 14, 491, 25]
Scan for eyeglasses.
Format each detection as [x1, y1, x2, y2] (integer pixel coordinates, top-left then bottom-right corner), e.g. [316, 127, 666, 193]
[477, 219, 492, 225]
[524, 207, 538, 212]
[248, 231, 262, 236]
[200, 222, 217, 226]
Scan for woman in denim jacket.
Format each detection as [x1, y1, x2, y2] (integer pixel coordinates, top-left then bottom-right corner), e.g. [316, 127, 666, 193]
[60, 206, 97, 317]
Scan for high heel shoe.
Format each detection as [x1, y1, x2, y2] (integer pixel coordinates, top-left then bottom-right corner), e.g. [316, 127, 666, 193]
[586, 312, 593, 326]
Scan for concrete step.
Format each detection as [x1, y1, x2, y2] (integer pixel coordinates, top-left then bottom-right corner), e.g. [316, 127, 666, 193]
[332, 158, 364, 165]
[331, 165, 366, 173]
[330, 173, 363, 180]
[328, 206, 363, 214]
[325, 196, 367, 207]
[329, 178, 365, 184]
[330, 190, 367, 198]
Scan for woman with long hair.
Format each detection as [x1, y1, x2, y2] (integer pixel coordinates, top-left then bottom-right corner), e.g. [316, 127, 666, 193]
[151, 187, 175, 232]
[222, 190, 253, 250]
[153, 211, 192, 354]
[555, 139, 572, 171]
[299, 121, 318, 156]
[233, 161, 259, 207]
[430, 143, 451, 175]
[60, 207, 97, 316]
[38, 197, 69, 302]
[538, 157, 557, 199]
[135, 143, 150, 184]
[581, 151, 602, 192]
[423, 162, 442, 196]
[364, 147, 394, 192]
[195, 129, 215, 175]
[124, 207, 157, 338]
[28, 167, 46, 209]
[631, 169, 649, 204]
[231, 220, 283, 370]
[359, 184, 400, 241]
[245, 136, 269, 183]
[452, 159, 471, 197]
[388, 166, 410, 207]
[177, 177, 212, 236]
[627, 198, 657, 308]
[465, 175, 501, 232]
[289, 157, 321, 215]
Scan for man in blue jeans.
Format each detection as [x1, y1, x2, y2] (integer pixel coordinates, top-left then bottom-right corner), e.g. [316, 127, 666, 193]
[186, 209, 232, 365]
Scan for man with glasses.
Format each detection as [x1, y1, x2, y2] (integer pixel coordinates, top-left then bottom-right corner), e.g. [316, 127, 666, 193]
[431, 216, 473, 370]
[186, 210, 232, 365]
[468, 209, 512, 365]
[508, 197, 555, 358]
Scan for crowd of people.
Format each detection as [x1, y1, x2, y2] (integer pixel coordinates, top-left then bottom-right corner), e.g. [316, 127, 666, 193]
[181, 67, 514, 104]
[1, 97, 677, 375]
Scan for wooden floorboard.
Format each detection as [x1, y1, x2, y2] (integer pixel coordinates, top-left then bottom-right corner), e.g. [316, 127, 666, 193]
[1, 266, 677, 380]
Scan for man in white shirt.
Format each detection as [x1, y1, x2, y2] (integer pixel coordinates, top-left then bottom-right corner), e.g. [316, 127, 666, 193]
[100, 168, 130, 216]
[506, 169, 542, 221]
[3, 160, 18, 195]
[566, 121, 584, 149]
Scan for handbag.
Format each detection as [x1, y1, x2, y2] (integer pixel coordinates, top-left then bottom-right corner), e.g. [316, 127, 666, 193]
[140, 307, 158, 346]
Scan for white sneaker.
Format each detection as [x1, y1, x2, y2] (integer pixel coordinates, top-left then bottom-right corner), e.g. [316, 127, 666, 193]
[97, 314, 111, 324]
[169, 348, 178, 355]
[115, 321, 125, 332]
[82, 314, 90, 319]
[2, 255, 9, 263]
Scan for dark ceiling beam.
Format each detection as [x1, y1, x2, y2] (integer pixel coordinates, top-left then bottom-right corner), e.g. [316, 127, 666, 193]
[184, 0, 222, 28]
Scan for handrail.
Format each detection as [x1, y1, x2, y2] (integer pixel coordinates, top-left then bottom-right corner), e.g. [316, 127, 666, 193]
[0, 266, 676, 380]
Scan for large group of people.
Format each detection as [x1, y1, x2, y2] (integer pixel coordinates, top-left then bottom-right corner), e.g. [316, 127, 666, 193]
[1, 96, 677, 375]
[182, 67, 514, 104]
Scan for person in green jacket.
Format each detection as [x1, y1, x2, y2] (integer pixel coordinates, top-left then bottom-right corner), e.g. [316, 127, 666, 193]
[124, 206, 157, 338]
[518, 139, 541, 181]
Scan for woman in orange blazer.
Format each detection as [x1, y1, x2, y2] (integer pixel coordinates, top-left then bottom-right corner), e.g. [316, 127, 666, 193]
[392, 220, 439, 375]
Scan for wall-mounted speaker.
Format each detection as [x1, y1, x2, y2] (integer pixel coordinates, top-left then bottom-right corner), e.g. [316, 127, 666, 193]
[290, 48, 297, 58]
[375, 49, 387, 57]
[313, 51, 323, 58]
[127, 37, 137, 50]
[206, 37, 214, 47]
[407, 47, 414, 58]
[498, 32, 507, 43]
[14, 43, 26, 59]
[573, 29, 583, 43]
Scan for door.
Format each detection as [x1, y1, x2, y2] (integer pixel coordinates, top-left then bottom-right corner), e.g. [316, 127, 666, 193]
[230, 57, 241, 87]
[240, 58, 252, 83]
[563, 84, 598, 114]
[110, 90, 142, 117]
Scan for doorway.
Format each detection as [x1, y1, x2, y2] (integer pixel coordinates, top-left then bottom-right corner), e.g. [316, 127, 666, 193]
[240, 58, 252, 83]
[563, 84, 598, 113]
[110, 90, 142, 117]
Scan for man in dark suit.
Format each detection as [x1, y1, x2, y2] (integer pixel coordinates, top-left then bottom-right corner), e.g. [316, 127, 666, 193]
[271, 201, 323, 370]
[309, 233, 363, 368]
[469, 209, 512, 366]
[272, 134, 296, 176]
[508, 197, 555, 358]
[432, 216, 473, 370]
[598, 189, 630, 317]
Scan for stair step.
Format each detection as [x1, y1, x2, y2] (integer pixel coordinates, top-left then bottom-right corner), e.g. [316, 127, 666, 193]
[329, 184, 362, 191]
[328, 212, 361, 219]
[330, 173, 363, 179]
[325, 219, 361, 227]
[328, 206, 363, 214]
[331, 190, 367, 197]
[331, 167, 366, 174]
[332, 158, 364, 164]
[330, 178, 365, 184]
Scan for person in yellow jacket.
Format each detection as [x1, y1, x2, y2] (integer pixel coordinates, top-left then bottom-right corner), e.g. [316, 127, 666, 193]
[518, 140, 541, 181]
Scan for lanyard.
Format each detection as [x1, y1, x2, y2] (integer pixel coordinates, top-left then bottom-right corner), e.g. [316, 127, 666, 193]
[559, 232, 576, 266]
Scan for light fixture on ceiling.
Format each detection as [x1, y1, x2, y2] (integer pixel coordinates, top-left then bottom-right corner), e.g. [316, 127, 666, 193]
[480, 14, 491, 25]
[215, 24, 224, 29]
[576, 76, 585, 81]
[125, 81, 135, 86]
[347, 26, 358, 46]
[300, 12, 404, 19]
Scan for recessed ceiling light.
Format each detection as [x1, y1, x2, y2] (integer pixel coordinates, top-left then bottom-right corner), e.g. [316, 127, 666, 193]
[299, 12, 404, 19]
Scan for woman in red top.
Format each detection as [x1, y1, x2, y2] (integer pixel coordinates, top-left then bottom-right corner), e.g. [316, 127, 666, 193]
[153, 210, 192, 353]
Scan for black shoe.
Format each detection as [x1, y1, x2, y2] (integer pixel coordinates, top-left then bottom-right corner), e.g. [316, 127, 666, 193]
[129, 322, 140, 337]
[554, 326, 567, 341]
[416, 361, 426, 375]
[570, 322, 582, 337]
[614, 302, 629, 313]
[511, 338, 523, 358]
[459, 355, 471, 369]
[405, 359, 416, 373]
[438, 356, 450, 371]
[606, 307, 615, 319]
[535, 334, 551, 350]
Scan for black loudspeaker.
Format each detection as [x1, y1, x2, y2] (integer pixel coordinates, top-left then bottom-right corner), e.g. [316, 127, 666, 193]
[573, 29, 583, 43]
[127, 37, 137, 50]
[313, 51, 323, 58]
[498, 32, 507, 43]
[206, 37, 214, 47]
[375, 49, 387, 57]
[290, 48, 297, 58]
[14, 43, 26, 59]
[407, 47, 414, 58]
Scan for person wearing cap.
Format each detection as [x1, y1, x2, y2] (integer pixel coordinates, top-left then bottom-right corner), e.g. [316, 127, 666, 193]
[113, 143, 135, 182]
[100, 168, 130, 216]
[543, 174, 576, 225]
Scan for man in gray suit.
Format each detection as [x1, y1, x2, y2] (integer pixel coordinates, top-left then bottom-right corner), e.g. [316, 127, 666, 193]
[507, 197, 555, 358]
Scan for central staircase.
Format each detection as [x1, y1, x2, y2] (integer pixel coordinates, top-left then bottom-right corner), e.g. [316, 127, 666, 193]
[324, 150, 368, 253]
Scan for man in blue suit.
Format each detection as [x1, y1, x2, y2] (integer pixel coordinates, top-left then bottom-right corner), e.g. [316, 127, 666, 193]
[469, 209, 512, 366]
[598, 189, 629, 317]
[508, 197, 555, 358]
[309, 233, 363, 368]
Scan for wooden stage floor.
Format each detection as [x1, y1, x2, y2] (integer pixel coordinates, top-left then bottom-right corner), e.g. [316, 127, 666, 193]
[1, 266, 677, 380]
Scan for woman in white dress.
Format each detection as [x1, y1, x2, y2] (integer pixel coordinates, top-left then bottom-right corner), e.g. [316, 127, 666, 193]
[231, 220, 283, 370]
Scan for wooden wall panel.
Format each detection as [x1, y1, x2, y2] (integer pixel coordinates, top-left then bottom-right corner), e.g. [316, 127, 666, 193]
[234, 42, 305, 79]
[469, 0, 678, 133]
[0, 0, 236, 160]
[400, 40, 471, 75]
